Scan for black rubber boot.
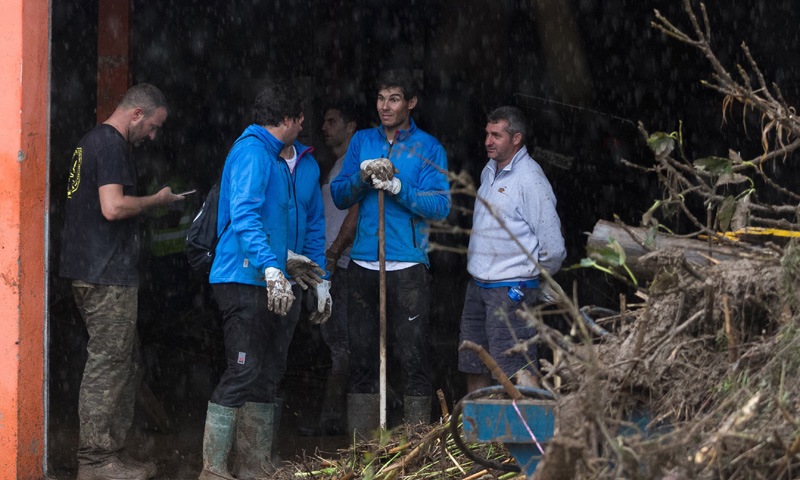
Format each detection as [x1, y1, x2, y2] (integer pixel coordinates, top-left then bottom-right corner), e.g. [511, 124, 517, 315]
[403, 395, 431, 425]
[198, 402, 236, 480]
[347, 393, 379, 439]
[234, 402, 275, 480]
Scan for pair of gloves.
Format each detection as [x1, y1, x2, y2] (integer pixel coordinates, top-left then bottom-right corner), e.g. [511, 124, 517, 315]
[360, 158, 401, 195]
[263, 250, 331, 324]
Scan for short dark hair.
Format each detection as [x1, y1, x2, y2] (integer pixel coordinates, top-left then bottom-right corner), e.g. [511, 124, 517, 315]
[254, 83, 304, 127]
[327, 99, 359, 127]
[487, 106, 527, 143]
[376, 69, 418, 100]
[118, 84, 167, 117]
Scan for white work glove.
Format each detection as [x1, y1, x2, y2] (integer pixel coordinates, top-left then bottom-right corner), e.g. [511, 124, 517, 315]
[372, 177, 402, 195]
[285, 250, 325, 290]
[360, 158, 397, 183]
[264, 267, 295, 316]
[308, 279, 332, 325]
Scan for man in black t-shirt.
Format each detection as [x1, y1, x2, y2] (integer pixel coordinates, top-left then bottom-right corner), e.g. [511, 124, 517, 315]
[59, 84, 183, 480]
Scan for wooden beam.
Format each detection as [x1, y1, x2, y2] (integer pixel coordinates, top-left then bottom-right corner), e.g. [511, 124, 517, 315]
[97, 0, 131, 123]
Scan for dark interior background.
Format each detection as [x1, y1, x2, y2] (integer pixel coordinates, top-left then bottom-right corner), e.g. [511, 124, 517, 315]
[47, 0, 800, 476]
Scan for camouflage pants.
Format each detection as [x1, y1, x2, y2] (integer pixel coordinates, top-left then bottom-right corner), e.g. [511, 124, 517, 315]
[72, 280, 140, 466]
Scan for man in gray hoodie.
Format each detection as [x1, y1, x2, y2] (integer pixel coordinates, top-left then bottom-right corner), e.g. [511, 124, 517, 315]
[458, 106, 566, 393]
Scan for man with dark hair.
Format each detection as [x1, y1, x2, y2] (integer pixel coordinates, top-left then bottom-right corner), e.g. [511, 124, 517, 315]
[458, 105, 566, 393]
[59, 83, 182, 480]
[199, 82, 310, 480]
[331, 69, 450, 436]
[297, 102, 359, 436]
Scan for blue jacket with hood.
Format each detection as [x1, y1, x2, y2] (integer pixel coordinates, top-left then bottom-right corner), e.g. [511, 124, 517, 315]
[285, 141, 328, 278]
[330, 119, 450, 267]
[210, 125, 291, 286]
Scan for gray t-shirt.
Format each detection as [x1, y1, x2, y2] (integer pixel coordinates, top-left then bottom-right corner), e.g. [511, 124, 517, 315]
[321, 156, 351, 269]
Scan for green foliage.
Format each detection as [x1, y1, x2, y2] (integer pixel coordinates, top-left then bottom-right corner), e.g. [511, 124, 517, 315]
[570, 238, 638, 286]
[717, 195, 736, 232]
[646, 131, 678, 157]
[694, 156, 733, 176]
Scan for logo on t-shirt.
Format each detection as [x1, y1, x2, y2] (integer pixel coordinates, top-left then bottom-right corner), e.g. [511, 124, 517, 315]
[67, 147, 82, 199]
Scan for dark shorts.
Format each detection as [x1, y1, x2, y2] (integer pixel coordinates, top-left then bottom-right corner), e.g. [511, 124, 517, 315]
[458, 279, 539, 378]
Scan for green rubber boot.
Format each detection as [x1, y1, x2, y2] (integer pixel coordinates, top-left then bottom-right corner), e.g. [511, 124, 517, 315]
[234, 402, 276, 480]
[198, 402, 236, 480]
[347, 393, 379, 439]
[404, 395, 431, 425]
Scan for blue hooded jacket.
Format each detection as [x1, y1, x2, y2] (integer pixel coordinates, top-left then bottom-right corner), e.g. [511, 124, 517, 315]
[330, 119, 450, 266]
[210, 125, 291, 286]
[286, 141, 328, 277]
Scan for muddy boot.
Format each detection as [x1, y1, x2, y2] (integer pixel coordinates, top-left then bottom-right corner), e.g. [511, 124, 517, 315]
[234, 402, 276, 479]
[77, 457, 148, 480]
[347, 393, 379, 439]
[404, 395, 431, 425]
[198, 402, 236, 480]
[119, 451, 157, 479]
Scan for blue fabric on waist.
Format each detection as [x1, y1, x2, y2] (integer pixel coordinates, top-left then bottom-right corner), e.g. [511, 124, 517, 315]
[473, 278, 539, 289]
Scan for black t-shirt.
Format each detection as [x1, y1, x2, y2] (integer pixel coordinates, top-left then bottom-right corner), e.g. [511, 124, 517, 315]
[59, 124, 140, 286]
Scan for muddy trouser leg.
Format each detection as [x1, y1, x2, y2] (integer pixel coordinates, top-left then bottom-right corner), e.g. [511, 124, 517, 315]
[387, 265, 433, 423]
[346, 264, 380, 436]
[347, 263, 380, 394]
[319, 266, 349, 429]
[251, 284, 303, 403]
[73, 281, 139, 466]
[209, 283, 272, 408]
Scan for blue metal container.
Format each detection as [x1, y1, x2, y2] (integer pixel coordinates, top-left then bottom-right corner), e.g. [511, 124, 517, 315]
[460, 387, 556, 478]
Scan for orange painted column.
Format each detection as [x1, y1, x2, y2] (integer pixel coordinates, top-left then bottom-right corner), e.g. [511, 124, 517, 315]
[97, 0, 131, 123]
[0, 0, 49, 478]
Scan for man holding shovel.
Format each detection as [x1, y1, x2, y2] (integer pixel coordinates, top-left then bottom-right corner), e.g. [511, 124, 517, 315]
[330, 69, 450, 436]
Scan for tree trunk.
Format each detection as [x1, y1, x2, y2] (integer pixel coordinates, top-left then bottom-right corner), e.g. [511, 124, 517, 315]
[586, 220, 742, 281]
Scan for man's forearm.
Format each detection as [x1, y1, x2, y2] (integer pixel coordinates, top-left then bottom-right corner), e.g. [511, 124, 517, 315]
[329, 204, 358, 254]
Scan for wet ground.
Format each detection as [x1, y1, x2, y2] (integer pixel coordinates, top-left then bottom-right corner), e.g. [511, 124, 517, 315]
[47, 331, 353, 480]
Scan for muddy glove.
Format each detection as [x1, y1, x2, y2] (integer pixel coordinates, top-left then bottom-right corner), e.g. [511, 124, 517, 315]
[308, 279, 332, 325]
[264, 267, 295, 316]
[286, 250, 325, 290]
[372, 177, 402, 195]
[360, 158, 397, 182]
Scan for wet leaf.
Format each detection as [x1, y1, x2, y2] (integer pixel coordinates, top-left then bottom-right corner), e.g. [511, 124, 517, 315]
[694, 156, 732, 176]
[647, 132, 676, 157]
[717, 195, 736, 232]
[715, 172, 750, 187]
[588, 239, 625, 267]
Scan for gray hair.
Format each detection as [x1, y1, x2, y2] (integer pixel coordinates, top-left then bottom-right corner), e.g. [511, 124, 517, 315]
[487, 106, 527, 143]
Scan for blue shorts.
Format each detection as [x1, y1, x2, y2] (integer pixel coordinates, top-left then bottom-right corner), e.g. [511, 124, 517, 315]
[458, 279, 539, 378]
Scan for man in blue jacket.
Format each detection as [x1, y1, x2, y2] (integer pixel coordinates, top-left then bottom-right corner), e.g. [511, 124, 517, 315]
[331, 69, 450, 436]
[199, 83, 305, 480]
[259, 114, 332, 454]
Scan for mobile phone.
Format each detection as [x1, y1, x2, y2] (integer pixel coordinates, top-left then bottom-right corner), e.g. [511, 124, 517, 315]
[176, 189, 197, 196]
